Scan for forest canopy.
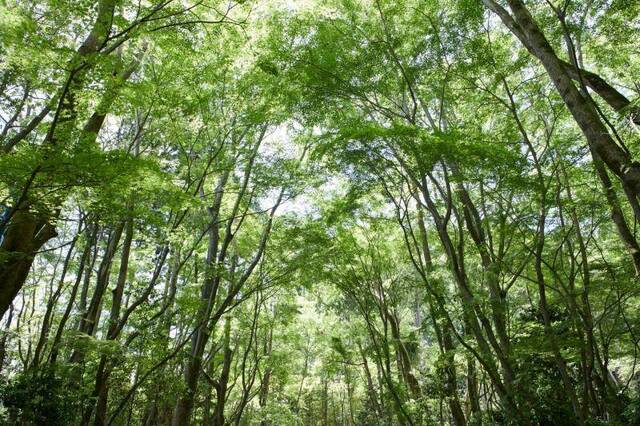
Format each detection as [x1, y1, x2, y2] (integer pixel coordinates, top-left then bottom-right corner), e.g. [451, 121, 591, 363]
[1, 0, 640, 425]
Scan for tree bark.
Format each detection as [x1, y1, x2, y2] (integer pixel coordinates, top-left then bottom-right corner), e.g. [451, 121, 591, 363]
[92, 218, 134, 426]
[485, 0, 640, 196]
[213, 317, 233, 426]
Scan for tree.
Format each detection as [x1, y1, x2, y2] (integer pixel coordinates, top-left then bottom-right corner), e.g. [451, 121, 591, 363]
[2, 1, 640, 425]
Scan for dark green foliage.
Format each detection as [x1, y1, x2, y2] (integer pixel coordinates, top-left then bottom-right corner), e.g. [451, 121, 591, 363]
[0, 366, 81, 425]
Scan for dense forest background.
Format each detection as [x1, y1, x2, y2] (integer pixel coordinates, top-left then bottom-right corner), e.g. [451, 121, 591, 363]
[1, 0, 640, 424]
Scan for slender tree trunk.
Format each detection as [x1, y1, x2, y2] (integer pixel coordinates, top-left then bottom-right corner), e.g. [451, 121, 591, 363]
[213, 317, 233, 426]
[92, 218, 134, 426]
[466, 358, 481, 417]
[71, 222, 125, 366]
[384, 308, 420, 399]
[483, 0, 639, 123]
[259, 328, 273, 426]
[31, 227, 79, 368]
[49, 222, 97, 364]
[172, 172, 229, 426]
[417, 178, 525, 422]
[358, 342, 382, 417]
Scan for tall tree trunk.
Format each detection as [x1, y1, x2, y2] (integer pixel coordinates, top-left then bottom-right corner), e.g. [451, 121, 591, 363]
[92, 218, 134, 426]
[69, 222, 124, 372]
[417, 177, 525, 423]
[485, 0, 640, 196]
[0, 305, 14, 373]
[466, 358, 481, 417]
[416, 210, 466, 424]
[49, 222, 98, 364]
[259, 328, 273, 426]
[591, 150, 640, 274]
[213, 317, 233, 426]
[0, 0, 118, 317]
[31, 230, 79, 368]
[172, 172, 230, 426]
[358, 342, 383, 418]
[482, 0, 639, 123]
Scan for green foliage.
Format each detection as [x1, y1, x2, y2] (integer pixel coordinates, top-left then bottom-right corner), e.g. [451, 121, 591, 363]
[1, 0, 640, 425]
[0, 366, 81, 425]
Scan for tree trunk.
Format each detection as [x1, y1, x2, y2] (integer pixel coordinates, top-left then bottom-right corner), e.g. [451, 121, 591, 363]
[488, 0, 640, 196]
[31, 231, 78, 368]
[0, 209, 56, 316]
[591, 150, 640, 274]
[172, 172, 230, 426]
[213, 317, 233, 426]
[259, 328, 273, 426]
[0, 0, 118, 317]
[49, 222, 97, 364]
[92, 218, 134, 426]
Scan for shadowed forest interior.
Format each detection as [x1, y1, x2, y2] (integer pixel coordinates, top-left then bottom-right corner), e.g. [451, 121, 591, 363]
[1, 0, 640, 425]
